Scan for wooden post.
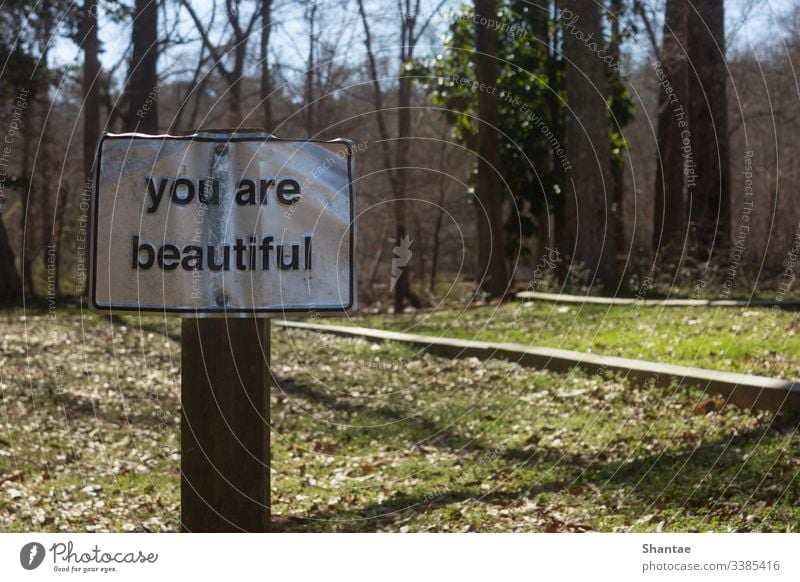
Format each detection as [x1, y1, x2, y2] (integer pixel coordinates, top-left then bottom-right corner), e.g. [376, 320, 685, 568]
[181, 318, 271, 532]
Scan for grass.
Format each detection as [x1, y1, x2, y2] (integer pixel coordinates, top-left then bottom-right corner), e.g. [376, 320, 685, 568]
[0, 308, 181, 532]
[1, 306, 798, 532]
[334, 301, 800, 379]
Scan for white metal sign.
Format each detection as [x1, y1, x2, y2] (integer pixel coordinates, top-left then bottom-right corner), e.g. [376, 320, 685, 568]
[90, 131, 356, 315]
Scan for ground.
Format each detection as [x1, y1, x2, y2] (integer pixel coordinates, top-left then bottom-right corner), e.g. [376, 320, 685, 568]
[0, 306, 798, 532]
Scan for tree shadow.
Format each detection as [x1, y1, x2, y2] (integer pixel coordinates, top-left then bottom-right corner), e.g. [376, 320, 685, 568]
[49, 388, 177, 428]
[273, 410, 800, 532]
[275, 378, 493, 451]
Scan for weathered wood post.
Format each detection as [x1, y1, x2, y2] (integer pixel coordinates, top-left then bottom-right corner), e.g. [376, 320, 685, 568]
[181, 318, 271, 532]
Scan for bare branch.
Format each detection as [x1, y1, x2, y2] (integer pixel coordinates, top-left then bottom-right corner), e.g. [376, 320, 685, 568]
[415, 0, 448, 43]
[178, 0, 231, 78]
[633, 0, 660, 61]
[356, 0, 397, 191]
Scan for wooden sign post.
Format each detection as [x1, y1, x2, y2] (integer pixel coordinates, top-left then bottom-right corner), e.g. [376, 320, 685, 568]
[181, 318, 270, 532]
[90, 130, 356, 532]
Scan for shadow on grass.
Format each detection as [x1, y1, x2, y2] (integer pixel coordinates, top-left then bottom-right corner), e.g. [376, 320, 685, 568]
[273, 400, 800, 532]
[50, 388, 179, 427]
[275, 378, 488, 451]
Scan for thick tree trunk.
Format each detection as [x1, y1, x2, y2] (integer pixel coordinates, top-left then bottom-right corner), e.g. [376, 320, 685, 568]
[609, 0, 627, 267]
[687, 0, 730, 261]
[652, 0, 689, 259]
[560, 0, 618, 291]
[0, 214, 21, 305]
[25, 38, 55, 297]
[20, 99, 35, 297]
[53, 186, 68, 296]
[82, 1, 100, 300]
[126, 0, 159, 132]
[39, 112, 54, 296]
[550, 8, 570, 282]
[474, 0, 510, 298]
[532, 208, 552, 271]
[83, 1, 100, 192]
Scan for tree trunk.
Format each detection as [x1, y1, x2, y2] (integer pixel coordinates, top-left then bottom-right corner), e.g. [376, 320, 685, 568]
[29, 23, 56, 298]
[305, 3, 317, 136]
[393, 69, 419, 310]
[39, 109, 54, 296]
[126, 0, 159, 132]
[229, 58, 244, 126]
[357, 0, 423, 309]
[13, 58, 40, 299]
[652, 0, 688, 259]
[532, 208, 552, 271]
[82, 0, 101, 301]
[550, 8, 570, 282]
[0, 214, 21, 305]
[367, 231, 388, 293]
[474, 0, 510, 298]
[83, 0, 100, 172]
[608, 0, 627, 267]
[20, 98, 35, 297]
[389, 4, 424, 311]
[83, 1, 100, 196]
[430, 186, 447, 294]
[687, 0, 730, 261]
[53, 186, 68, 296]
[560, 0, 618, 291]
[260, 0, 273, 130]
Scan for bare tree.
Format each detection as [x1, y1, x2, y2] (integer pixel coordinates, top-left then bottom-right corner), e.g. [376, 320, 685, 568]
[357, 0, 444, 310]
[181, 0, 260, 125]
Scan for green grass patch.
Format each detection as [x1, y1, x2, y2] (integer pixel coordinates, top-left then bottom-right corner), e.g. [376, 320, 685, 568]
[1, 308, 797, 532]
[336, 302, 800, 379]
[271, 326, 800, 532]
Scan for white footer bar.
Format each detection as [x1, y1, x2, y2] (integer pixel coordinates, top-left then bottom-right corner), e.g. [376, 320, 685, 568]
[1, 533, 796, 581]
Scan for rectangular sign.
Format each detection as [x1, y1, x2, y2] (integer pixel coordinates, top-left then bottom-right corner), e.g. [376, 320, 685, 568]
[90, 131, 356, 315]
